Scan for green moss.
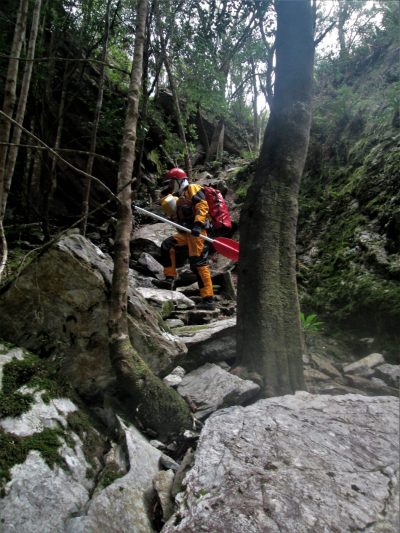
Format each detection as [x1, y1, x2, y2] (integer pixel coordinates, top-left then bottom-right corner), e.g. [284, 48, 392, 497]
[0, 391, 34, 418]
[110, 338, 191, 438]
[97, 462, 124, 489]
[0, 349, 103, 488]
[67, 411, 105, 470]
[234, 183, 249, 204]
[161, 300, 175, 319]
[2, 356, 39, 394]
[1, 353, 74, 402]
[0, 427, 64, 489]
[0, 341, 15, 354]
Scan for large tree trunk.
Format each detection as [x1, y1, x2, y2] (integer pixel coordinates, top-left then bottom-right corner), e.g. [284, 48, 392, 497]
[108, 0, 191, 439]
[236, 0, 315, 397]
[206, 118, 224, 162]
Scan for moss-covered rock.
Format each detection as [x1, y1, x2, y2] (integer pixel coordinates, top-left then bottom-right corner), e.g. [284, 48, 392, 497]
[298, 37, 400, 361]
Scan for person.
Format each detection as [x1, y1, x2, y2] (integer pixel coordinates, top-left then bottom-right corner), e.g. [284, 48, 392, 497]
[157, 167, 216, 311]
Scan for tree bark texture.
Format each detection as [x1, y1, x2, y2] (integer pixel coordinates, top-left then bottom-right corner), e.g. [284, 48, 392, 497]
[0, 0, 29, 220]
[108, 0, 191, 438]
[81, 0, 112, 235]
[250, 58, 259, 152]
[0, 0, 29, 281]
[155, 8, 192, 176]
[3, 0, 42, 217]
[236, 0, 315, 397]
[42, 63, 68, 241]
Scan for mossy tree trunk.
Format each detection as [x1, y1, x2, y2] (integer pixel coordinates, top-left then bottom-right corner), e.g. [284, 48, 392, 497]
[108, 0, 191, 439]
[236, 0, 315, 397]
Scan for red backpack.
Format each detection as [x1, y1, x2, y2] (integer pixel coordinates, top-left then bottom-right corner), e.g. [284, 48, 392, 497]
[203, 185, 232, 231]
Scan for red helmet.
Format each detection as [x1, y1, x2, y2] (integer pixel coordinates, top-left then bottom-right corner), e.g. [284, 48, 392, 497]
[164, 168, 187, 180]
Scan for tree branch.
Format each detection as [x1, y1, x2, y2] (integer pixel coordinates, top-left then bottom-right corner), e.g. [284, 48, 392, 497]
[0, 110, 118, 201]
[0, 54, 130, 75]
[0, 143, 117, 165]
[314, 19, 337, 46]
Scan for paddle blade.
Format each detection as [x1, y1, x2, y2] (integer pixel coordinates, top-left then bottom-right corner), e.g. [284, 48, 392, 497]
[212, 237, 240, 261]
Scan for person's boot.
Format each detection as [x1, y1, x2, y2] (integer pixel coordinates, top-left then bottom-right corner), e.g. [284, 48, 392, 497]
[198, 296, 216, 310]
[153, 277, 175, 290]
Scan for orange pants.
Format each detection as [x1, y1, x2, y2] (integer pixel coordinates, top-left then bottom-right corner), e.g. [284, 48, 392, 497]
[160, 230, 214, 298]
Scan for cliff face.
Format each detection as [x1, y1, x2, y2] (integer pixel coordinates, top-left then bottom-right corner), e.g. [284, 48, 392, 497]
[298, 36, 399, 361]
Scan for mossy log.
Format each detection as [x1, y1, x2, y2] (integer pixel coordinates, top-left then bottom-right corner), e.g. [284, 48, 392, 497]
[109, 336, 192, 440]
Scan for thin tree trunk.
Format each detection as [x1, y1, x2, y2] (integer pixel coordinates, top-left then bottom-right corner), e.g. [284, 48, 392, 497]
[42, 63, 68, 240]
[250, 58, 259, 153]
[0, 0, 29, 220]
[0, 0, 29, 281]
[338, 2, 349, 59]
[29, 131, 43, 219]
[108, 0, 191, 439]
[3, 0, 42, 217]
[237, 0, 315, 397]
[206, 118, 225, 162]
[81, 0, 112, 235]
[196, 102, 210, 163]
[154, 7, 192, 176]
[164, 52, 192, 175]
[133, 1, 153, 183]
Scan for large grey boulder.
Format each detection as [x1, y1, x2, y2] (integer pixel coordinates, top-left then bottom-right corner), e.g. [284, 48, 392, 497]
[131, 222, 173, 260]
[176, 363, 260, 419]
[0, 451, 90, 533]
[374, 363, 400, 389]
[163, 393, 399, 533]
[343, 353, 385, 377]
[0, 345, 96, 532]
[0, 234, 186, 396]
[175, 318, 236, 370]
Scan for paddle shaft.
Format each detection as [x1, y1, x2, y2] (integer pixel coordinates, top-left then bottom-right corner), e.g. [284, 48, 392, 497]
[133, 205, 214, 244]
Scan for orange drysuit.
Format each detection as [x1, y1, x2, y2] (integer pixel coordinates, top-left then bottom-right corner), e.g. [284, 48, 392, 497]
[160, 184, 214, 298]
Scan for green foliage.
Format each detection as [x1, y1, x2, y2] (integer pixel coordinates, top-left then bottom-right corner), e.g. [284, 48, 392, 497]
[147, 149, 163, 175]
[234, 183, 249, 203]
[300, 312, 324, 335]
[299, 22, 400, 359]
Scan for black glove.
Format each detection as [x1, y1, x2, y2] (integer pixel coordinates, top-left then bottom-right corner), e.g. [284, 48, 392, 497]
[191, 226, 202, 237]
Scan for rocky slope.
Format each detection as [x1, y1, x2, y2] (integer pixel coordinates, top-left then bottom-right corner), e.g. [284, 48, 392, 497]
[297, 38, 400, 362]
[0, 217, 398, 532]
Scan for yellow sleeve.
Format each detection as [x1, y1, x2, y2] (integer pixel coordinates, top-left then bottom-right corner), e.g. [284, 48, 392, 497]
[186, 184, 209, 226]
